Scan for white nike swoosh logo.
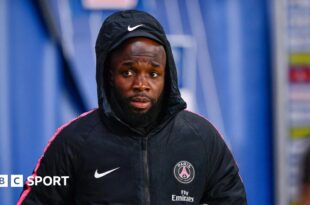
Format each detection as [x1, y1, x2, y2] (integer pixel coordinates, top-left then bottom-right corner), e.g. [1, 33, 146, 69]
[128, 24, 144, 31]
[94, 167, 120, 179]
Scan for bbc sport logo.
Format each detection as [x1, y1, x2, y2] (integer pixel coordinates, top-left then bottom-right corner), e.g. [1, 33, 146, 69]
[0, 175, 69, 187]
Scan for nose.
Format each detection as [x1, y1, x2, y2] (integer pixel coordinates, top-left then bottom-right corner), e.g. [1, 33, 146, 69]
[133, 74, 150, 92]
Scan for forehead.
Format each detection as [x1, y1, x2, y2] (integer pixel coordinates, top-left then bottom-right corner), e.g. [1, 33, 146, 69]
[110, 37, 166, 61]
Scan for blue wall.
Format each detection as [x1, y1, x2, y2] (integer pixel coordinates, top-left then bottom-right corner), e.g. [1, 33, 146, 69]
[198, 1, 273, 204]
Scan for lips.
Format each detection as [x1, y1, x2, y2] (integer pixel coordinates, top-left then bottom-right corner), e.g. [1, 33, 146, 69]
[129, 96, 151, 109]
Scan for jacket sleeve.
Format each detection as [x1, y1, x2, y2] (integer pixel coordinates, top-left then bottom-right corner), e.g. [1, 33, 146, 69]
[17, 128, 79, 205]
[201, 126, 247, 205]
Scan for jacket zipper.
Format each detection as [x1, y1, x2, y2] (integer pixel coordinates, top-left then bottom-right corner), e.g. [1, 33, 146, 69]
[142, 137, 151, 205]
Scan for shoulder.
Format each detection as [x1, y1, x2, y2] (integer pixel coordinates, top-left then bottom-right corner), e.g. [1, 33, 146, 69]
[174, 110, 227, 149]
[176, 110, 222, 136]
[48, 109, 101, 148]
[61, 109, 100, 136]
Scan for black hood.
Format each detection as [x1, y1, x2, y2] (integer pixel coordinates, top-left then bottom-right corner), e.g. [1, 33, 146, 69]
[95, 10, 186, 124]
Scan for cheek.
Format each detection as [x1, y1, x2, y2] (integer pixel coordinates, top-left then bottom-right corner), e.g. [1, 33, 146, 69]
[152, 79, 165, 98]
[114, 76, 132, 93]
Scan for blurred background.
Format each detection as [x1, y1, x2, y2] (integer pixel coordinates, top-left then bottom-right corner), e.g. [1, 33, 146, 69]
[0, 0, 310, 204]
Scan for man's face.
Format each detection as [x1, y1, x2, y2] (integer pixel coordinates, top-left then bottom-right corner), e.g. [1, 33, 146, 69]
[109, 37, 166, 116]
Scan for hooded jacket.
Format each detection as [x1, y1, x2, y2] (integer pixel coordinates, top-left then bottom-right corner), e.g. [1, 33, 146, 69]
[18, 10, 247, 205]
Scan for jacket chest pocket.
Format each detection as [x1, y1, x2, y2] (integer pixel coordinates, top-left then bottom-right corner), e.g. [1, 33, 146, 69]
[76, 147, 141, 204]
[149, 145, 207, 205]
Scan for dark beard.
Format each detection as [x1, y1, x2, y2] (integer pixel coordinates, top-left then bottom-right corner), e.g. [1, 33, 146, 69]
[109, 87, 163, 130]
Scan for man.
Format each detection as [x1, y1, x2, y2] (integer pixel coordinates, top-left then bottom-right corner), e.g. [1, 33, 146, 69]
[18, 10, 247, 204]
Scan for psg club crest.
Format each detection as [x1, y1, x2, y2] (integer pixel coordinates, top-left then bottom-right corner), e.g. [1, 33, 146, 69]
[173, 161, 195, 184]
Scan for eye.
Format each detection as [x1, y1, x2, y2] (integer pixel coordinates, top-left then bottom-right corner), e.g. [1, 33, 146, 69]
[122, 70, 134, 77]
[150, 71, 158, 78]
